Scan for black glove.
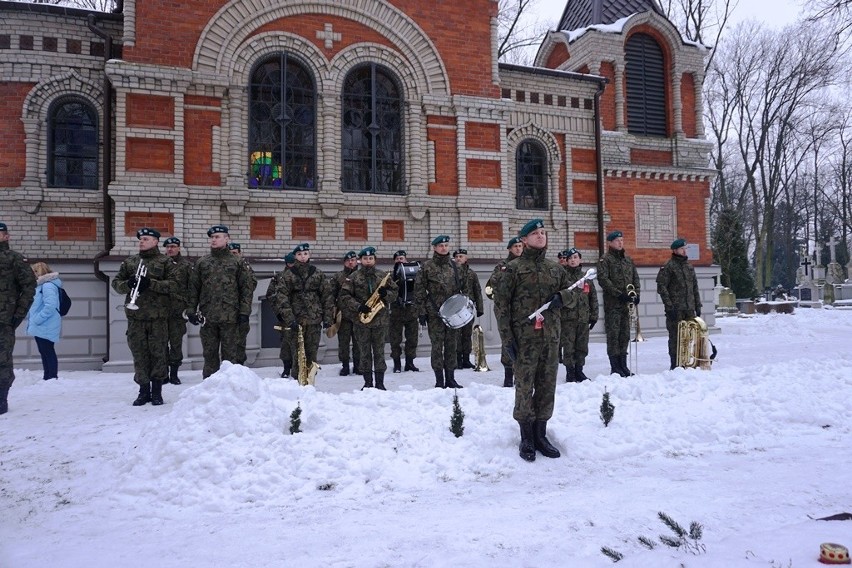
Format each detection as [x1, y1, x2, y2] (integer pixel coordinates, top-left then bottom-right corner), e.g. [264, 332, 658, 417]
[505, 340, 518, 363]
[548, 292, 563, 310]
[276, 314, 285, 323]
[11, 316, 24, 329]
[618, 292, 630, 303]
[187, 312, 201, 326]
[476, 310, 484, 318]
[358, 303, 372, 314]
[137, 275, 151, 293]
[418, 314, 428, 326]
[632, 294, 640, 305]
[589, 320, 597, 331]
[378, 286, 389, 299]
[238, 314, 250, 324]
[127, 275, 138, 290]
[695, 308, 701, 318]
[321, 321, 330, 330]
[289, 320, 299, 331]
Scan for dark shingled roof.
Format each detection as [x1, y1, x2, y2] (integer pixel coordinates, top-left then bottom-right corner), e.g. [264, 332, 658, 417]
[557, 0, 663, 31]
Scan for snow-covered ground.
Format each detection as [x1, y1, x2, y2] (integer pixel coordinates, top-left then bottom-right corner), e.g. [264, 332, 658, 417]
[2, 309, 850, 567]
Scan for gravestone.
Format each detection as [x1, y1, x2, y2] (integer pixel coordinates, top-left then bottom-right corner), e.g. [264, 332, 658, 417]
[717, 287, 738, 316]
[825, 236, 845, 288]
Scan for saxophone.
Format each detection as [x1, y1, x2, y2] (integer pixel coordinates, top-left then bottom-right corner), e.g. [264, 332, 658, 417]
[359, 271, 392, 324]
[296, 324, 320, 386]
[472, 324, 490, 372]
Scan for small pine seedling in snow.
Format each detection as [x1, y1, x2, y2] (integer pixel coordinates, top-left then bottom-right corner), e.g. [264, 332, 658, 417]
[600, 388, 615, 427]
[450, 392, 465, 437]
[289, 402, 302, 434]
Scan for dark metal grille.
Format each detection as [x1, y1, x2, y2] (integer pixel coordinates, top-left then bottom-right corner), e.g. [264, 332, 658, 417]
[625, 33, 667, 137]
[248, 53, 316, 190]
[48, 98, 98, 189]
[516, 140, 548, 210]
[342, 64, 404, 194]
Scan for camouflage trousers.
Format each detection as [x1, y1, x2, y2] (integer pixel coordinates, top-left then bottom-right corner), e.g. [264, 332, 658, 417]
[279, 328, 292, 365]
[0, 323, 17, 389]
[235, 319, 249, 365]
[560, 317, 590, 366]
[127, 318, 169, 386]
[426, 315, 458, 371]
[456, 321, 474, 359]
[512, 332, 559, 422]
[199, 321, 241, 378]
[167, 315, 186, 367]
[354, 322, 388, 374]
[604, 306, 630, 356]
[496, 326, 513, 368]
[665, 315, 680, 364]
[337, 317, 358, 365]
[288, 323, 321, 381]
[389, 304, 419, 360]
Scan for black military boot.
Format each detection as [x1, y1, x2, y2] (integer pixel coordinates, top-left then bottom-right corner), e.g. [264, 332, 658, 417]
[608, 355, 622, 376]
[575, 364, 590, 382]
[519, 421, 536, 462]
[503, 367, 514, 388]
[151, 380, 164, 406]
[619, 354, 634, 377]
[361, 372, 374, 390]
[669, 354, 678, 370]
[564, 364, 576, 383]
[404, 357, 419, 372]
[339, 361, 350, 376]
[132, 383, 151, 406]
[461, 355, 474, 369]
[433, 369, 445, 389]
[168, 364, 181, 385]
[281, 362, 291, 378]
[392, 356, 402, 374]
[444, 368, 463, 389]
[374, 371, 386, 391]
[0, 384, 9, 415]
[533, 420, 561, 458]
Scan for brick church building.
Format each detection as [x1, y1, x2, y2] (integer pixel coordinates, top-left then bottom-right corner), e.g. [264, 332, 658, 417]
[0, 0, 717, 371]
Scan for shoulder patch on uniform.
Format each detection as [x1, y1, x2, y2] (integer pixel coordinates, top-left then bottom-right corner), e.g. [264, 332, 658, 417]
[499, 266, 507, 272]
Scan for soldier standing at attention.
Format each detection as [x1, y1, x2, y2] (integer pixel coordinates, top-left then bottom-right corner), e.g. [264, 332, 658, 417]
[331, 251, 360, 376]
[273, 243, 333, 381]
[112, 228, 177, 406]
[656, 238, 702, 370]
[558, 248, 598, 382]
[228, 242, 258, 365]
[453, 248, 484, 370]
[163, 236, 192, 385]
[415, 235, 464, 389]
[0, 222, 37, 415]
[339, 247, 398, 390]
[494, 219, 576, 462]
[388, 250, 420, 373]
[187, 225, 253, 379]
[265, 252, 296, 377]
[597, 230, 640, 377]
[485, 236, 524, 387]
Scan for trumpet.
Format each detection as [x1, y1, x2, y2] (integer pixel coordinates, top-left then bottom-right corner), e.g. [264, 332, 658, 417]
[472, 324, 490, 372]
[359, 272, 392, 324]
[125, 263, 148, 311]
[626, 284, 644, 375]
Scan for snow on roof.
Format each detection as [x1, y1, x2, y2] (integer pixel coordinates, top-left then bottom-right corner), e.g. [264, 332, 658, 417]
[562, 14, 634, 43]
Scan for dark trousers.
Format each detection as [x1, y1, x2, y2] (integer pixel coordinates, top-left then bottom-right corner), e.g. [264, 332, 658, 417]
[34, 336, 58, 380]
[426, 316, 458, 371]
[199, 321, 241, 378]
[0, 324, 17, 390]
[167, 315, 186, 367]
[127, 318, 169, 385]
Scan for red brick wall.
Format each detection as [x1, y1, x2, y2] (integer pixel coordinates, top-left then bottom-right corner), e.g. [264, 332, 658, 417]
[572, 148, 597, 173]
[544, 43, 570, 69]
[468, 221, 502, 242]
[681, 72, 697, 138]
[630, 148, 672, 167]
[383, 220, 404, 241]
[465, 122, 500, 151]
[466, 159, 501, 188]
[599, 61, 616, 131]
[126, 138, 175, 172]
[427, 116, 458, 196]
[124, 212, 174, 237]
[126, 94, 174, 129]
[292, 217, 316, 240]
[0, 83, 33, 187]
[47, 217, 98, 241]
[573, 179, 597, 204]
[250, 216, 276, 240]
[574, 231, 598, 250]
[344, 219, 368, 240]
[184, 107, 221, 186]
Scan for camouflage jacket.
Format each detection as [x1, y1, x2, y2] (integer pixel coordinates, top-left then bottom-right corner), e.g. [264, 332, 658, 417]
[242, 259, 259, 303]
[273, 261, 333, 326]
[415, 252, 463, 319]
[265, 265, 289, 319]
[331, 266, 357, 317]
[188, 246, 254, 324]
[458, 263, 484, 316]
[0, 241, 36, 325]
[112, 247, 177, 320]
[486, 253, 518, 319]
[167, 254, 193, 317]
[597, 248, 640, 310]
[656, 254, 701, 318]
[494, 247, 574, 344]
[339, 265, 398, 328]
[562, 265, 599, 323]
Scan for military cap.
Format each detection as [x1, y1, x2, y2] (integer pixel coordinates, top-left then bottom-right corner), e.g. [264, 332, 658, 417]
[506, 236, 522, 249]
[293, 243, 310, 253]
[358, 246, 377, 258]
[163, 237, 181, 247]
[566, 247, 581, 258]
[606, 230, 623, 242]
[0, 222, 7, 232]
[671, 238, 687, 250]
[343, 250, 357, 260]
[136, 227, 161, 239]
[431, 235, 450, 246]
[557, 249, 570, 259]
[228, 242, 241, 251]
[393, 250, 407, 259]
[207, 225, 229, 237]
[453, 248, 468, 257]
[519, 219, 545, 237]
[284, 253, 296, 264]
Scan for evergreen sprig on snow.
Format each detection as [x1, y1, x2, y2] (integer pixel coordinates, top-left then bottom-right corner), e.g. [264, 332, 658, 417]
[450, 392, 465, 437]
[600, 546, 623, 562]
[602, 511, 706, 562]
[600, 388, 615, 427]
[289, 402, 302, 434]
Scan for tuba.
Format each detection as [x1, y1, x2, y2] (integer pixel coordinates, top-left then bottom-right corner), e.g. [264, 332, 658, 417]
[296, 324, 320, 386]
[472, 324, 490, 372]
[359, 271, 392, 324]
[676, 317, 714, 370]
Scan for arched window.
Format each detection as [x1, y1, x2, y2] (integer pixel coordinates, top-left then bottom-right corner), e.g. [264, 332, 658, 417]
[248, 53, 316, 190]
[625, 33, 667, 137]
[48, 97, 98, 189]
[516, 140, 548, 210]
[342, 64, 404, 194]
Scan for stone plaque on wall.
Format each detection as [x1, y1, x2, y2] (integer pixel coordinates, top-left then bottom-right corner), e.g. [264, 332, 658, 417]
[635, 196, 677, 248]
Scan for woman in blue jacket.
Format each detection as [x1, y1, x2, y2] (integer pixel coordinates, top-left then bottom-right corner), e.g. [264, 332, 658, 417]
[27, 262, 62, 381]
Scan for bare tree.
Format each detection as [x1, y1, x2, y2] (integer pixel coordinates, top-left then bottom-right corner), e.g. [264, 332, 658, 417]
[7, 0, 115, 10]
[497, 0, 551, 64]
[658, 0, 736, 70]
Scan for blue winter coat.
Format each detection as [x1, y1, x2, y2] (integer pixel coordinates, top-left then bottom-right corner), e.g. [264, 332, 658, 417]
[27, 272, 63, 343]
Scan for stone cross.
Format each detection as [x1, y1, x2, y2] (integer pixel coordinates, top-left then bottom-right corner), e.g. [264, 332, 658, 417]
[316, 23, 342, 50]
[827, 235, 839, 264]
[800, 254, 812, 276]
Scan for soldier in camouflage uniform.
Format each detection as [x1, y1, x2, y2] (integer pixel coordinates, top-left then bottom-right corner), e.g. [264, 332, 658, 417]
[558, 248, 598, 382]
[453, 248, 484, 369]
[228, 243, 258, 365]
[597, 230, 640, 377]
[415, 235, 465, 389]
[388, 250, 420, 373]
[485, 236, 524, 387]
[272, 243, 333, 382]
[265, 253, 295, 377]
[187, 225, 254, 379]
[0, 222, 37, 415]
[656, 238, 702, 370]
[339, 247, 398, 390]
[163, 236, 192, 385]
[495, 219, 577, 462]
[112, 228, 178, 406]
[330, 251, 360, 376]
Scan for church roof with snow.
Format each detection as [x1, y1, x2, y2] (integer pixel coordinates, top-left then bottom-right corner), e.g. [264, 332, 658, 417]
[557, 0, 663, 30]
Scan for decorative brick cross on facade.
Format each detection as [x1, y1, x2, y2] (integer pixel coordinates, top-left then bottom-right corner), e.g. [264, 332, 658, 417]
[635, 196, 676, 248]
[316, 23, 342, 50]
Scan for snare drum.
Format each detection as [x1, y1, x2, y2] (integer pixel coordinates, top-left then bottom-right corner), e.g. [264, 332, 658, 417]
[439, 294, 475, 329]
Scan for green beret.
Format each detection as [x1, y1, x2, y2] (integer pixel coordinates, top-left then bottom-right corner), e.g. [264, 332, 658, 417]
[343, 250, 357, 260]
[358, 246, 377, 258]
[519, 219, 545, 237]
[393, 250, 407, 259]
[0, 222, 7, 232]
[431, 235, 450, 246]
[606, 230, 623, 242]
[671, 238, 687, 250]
[507, 236, 522, 249]
[566, 247, 581, 258]
[228, 242, 241, 251]
[163, 237, 181, 247]
[284, 253, 296, 264]
[137, 227, 161, 239]
[293, 243, 310, 253]
[557, 249, 570, 259]
[207, 225, 229, 237]
[453, 248, 468, 257]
